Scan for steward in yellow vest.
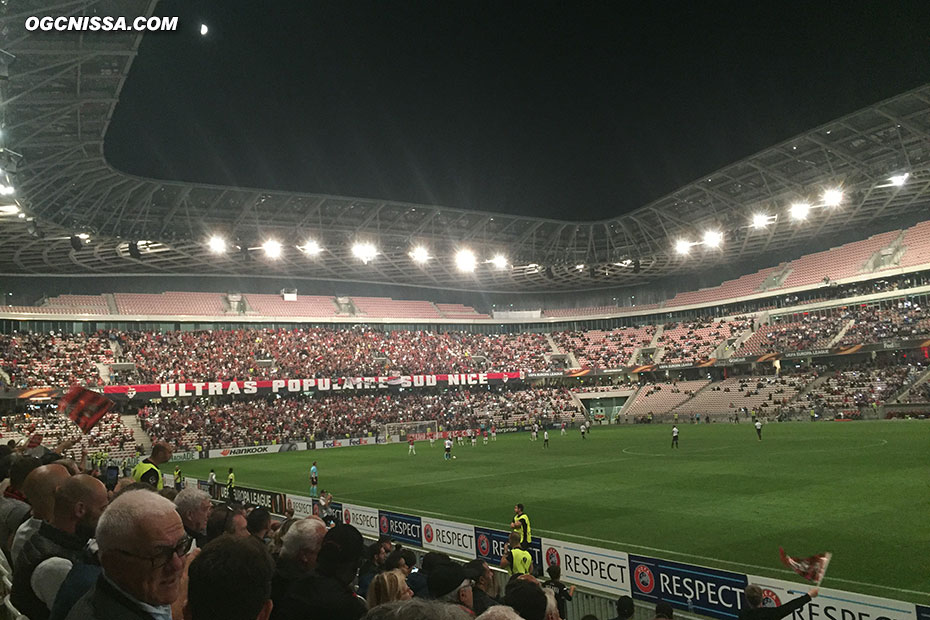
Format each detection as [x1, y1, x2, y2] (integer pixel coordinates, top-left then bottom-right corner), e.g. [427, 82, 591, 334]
[131, 442, 172, 490]
[500, 532, 533, 575]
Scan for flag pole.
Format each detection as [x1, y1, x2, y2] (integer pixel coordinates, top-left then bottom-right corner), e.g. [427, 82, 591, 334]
[815, 552, 832, 587]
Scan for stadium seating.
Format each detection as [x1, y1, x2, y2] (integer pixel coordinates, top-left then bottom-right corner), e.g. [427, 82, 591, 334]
[622, 380, 710, 417]
[656, 318, 751, 363]
[552, 326, 656, 368]
[243, 294, 338, 317]
[801, 367, 911, 410]
[114, 292, 225, 315]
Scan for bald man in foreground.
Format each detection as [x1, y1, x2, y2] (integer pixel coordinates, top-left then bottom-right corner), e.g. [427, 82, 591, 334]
[11, 463, 71, 564]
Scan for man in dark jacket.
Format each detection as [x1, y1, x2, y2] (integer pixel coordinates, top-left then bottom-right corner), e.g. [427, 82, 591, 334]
[278, 524, 367, 620]
[464, 558, 499, 615]
[12, 475, 107, 620]
[739, 585, 818, 620]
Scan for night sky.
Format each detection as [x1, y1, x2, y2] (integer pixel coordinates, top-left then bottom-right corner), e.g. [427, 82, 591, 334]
[106, 1, 930, 221]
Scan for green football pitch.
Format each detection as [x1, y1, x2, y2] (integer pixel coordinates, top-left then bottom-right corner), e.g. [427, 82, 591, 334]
[178, 421, 928, 602]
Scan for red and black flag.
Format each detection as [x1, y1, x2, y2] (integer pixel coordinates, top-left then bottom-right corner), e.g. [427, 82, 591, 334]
[59, 385, 113, 434]
[779, 547, 832, 584]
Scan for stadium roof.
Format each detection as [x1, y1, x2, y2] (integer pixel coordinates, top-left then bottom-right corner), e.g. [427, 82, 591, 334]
[2, 0, 930, 293]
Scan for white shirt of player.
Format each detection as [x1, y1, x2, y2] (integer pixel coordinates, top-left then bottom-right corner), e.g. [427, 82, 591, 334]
[580, 424, 586, 433]
[754, 421, 762, 430]
[672, 426, 679, 437]
[533, 423, 539, 432]
[543, 430, 549, 440]
[445, 439, 453, 449]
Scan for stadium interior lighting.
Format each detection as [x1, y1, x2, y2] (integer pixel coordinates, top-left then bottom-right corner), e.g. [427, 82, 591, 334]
[752, 213, 771, 229]
[299, 239, 322, 256]
[200, 24, 208, 35]
[822, 188, 844, 207]
[352, 241, 378, 263]
[703, 230, 723, 248]
[409, 246, 430, 264]
[0, 184, 14, 196]
[789, 202, 810, 221]
[262, 239, 282, 259]
[675, 239, 691, 255]
[0, 204, 18, 215]
[489, 254, 509, 269]
[889, 173, 909, 187]
[455, 248, 477, 272]
[76, 233, 90, 241]
[207, 235, 227, 254]
[575, 264, 585, 271]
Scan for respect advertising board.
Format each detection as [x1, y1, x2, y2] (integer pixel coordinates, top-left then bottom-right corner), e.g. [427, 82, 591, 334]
[474, 526, 542, 569]
[541, 538, 631, 596]
[286, 493, 316, 519]
[745, 575, 918, 620]
[379, 510, 423, 547]
[342, 503, 380, 537]
[629, 554, 748, 619]
[421, 517, 476, 558]
[916, 606, 930, 620]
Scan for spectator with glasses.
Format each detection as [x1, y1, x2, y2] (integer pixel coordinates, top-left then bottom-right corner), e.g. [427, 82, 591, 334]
[65, 489, 195, 620]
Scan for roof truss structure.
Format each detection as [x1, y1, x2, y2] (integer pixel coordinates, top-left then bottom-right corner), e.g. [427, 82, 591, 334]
[2, 0, 930, 292]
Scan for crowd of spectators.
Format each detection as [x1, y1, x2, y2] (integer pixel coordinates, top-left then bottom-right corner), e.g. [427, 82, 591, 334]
[0, 409, 137, 462]
[137, 387, 582, 451]
[837, 303, 930, 347]
[0, 332, 113, 389]
[802, 365, 913, 410]
[1, 328, 559, 389]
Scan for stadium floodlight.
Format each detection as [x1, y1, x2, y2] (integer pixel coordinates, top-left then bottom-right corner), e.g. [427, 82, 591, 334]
[200, 23, 208, 35]
[0, 204, 18, 215]
[409, 246, 430, 264]
[789, 202, 810, 221]
[207, 235, 227, 254]
[300, 239, 322, 256]
[822, 188, 843, 207]
[262, 239, 282, 259]
[675, 239, 691, 255]
[455, 248, 477, 272]
[889, 173, 909, 187]
[352, 241, 378, 263]
[0, 184, 13, 196]
[489, 254, 509, 269]
[703, 230, 723, 248]
[752, 213, 771, 229]
[76, 233, 90, 241]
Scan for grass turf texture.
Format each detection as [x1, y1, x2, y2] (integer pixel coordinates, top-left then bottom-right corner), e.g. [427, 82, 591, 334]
[178, 421, 928, 602]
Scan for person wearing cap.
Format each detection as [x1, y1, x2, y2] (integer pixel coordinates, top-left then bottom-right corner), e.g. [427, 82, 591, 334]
[509, 504, 531, 549]
[428, 562, 474, 616]
[408, 551, 450, 598]
[464, 559, 499, 615]
[607, 594, 636, 620]
[740, 584, 818, 620]
[278, 523, 367, 620]
[503, 578, 547, 620]
[500, 532, 532, 576]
